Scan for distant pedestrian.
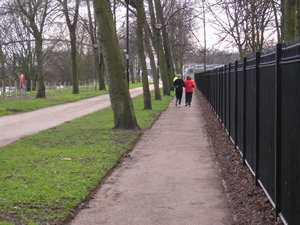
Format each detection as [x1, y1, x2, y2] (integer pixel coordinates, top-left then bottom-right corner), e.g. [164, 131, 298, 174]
[184, 75, 196, 107]
[173, 74, 184, 106]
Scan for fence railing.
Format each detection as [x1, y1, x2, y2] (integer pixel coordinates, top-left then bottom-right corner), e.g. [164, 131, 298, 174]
[0, 79, 98, 97]
[195, 43, 300, 225]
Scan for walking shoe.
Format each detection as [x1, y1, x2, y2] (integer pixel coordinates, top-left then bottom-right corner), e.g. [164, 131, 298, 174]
[175, 101, 178, 106]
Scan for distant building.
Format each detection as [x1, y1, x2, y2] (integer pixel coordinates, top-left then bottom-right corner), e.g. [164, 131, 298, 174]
[183, 63, 221, 75]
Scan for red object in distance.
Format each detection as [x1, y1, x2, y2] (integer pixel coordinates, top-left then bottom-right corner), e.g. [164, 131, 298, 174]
[21, 74, 24, 89]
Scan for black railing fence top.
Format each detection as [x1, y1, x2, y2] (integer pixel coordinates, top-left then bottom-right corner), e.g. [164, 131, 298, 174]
[246, 55, 256, 69]
[195, 42, 300, 225]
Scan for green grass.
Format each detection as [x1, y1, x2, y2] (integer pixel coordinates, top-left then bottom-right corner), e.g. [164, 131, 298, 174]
[0, 83, 145, 117]
[0, 91, 173, 225]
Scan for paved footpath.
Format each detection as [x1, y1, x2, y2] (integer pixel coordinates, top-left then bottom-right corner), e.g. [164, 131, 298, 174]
[70, 92, 232, 225]
[0, 87, 151, 148]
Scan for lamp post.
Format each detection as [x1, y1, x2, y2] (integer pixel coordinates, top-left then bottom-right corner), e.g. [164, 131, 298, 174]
[155, 23, 162, 80]
[125, 0, 130, 88]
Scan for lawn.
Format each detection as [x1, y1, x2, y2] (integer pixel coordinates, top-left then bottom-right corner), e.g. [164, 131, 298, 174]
[0, 83, 145, 117]
[0, 91, 173, 225]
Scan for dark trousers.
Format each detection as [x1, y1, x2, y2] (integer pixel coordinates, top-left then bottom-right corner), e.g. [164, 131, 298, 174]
[175, 88, 183, 104]
[185, 92, 193, 105]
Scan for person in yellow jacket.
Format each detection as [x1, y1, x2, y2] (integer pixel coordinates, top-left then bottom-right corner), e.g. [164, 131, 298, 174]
[173, 75, 179, 82]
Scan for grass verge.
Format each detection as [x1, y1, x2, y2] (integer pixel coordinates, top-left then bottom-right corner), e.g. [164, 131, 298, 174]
[0, 83, 146, 117]
[0, 91, 173, 225]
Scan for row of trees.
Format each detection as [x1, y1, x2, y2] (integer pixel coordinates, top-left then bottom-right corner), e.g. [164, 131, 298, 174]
[0, 0, 197, 95]
[206, 0, 300, 58]
[0, 0, 198, 129]
[0, 0, 298, 129]
[93, 0, 198, 128]
[0, 0, 107, 97]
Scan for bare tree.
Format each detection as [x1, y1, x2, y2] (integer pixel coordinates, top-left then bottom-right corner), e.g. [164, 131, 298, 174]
[130, 0, 152, 110]
[13, 0, 55, 98]
[93, 0, 139, 129]
[207, 0, 275, 58]
[154, 0, 175, 88]
[271, 0, 282, 42]
[144, 23, 161, 100]
[57, 0, 80, 94]
[84, 0, 106, 90]
[166, 0, 198, 73]
[147, 0, 170, 95]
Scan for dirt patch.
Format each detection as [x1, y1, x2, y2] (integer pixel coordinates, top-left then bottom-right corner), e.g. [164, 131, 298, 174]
[195, 90, 283, 225]
[5, 108, 24, 112]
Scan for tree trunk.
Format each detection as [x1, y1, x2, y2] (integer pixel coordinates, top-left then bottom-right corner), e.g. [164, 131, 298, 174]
[147, 0, 170, 95]
[284, 0, 297, 42]
[144, 24, 161, 100]
[298, 0, 300, 39]
[136, 0, 152, 109]
[272, 0, 282, 42]
[154, 0, 175, 89]
[0, 44, 6, 95]
[202, 0, 207, 71]
[136, 61, 141, 83]
[35, 36, 45, 98]
[93, 0, 139, 129]
[98, 52, 106, 90]
[158, 34, 171, 95]
[60, 0, 80, 94]
[130, 61, 135, 84]
[26, 40, 34, 91]
[87, 0, 106, 90]
[175, 61, 182, 74]
[70, 33, 79, 94]
[281, 0, 285, 41]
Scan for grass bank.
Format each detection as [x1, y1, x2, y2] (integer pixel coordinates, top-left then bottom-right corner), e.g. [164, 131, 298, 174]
[0, 91, 173, 225]
[0, 83, 145, 117]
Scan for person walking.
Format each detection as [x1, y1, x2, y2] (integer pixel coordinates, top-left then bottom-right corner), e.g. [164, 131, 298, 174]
[173, 74, 184, 106]
[184, 75, 196, 107]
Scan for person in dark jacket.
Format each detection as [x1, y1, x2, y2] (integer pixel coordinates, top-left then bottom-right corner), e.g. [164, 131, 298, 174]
[173, 74, 185, 106]
[184, 75, 196, 107]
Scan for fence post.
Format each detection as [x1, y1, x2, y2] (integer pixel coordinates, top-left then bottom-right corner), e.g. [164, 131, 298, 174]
[234, 60, 238, 149]
[224, 65, 227, 128]
[228, 63, 231, 136]
[275, 43, 282, 219]
[255, 51, 261, 186]
[220, 67, 223, 121]
[243, 57, 247, 164]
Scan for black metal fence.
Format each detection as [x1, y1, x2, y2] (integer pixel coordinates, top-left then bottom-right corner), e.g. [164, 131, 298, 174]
[195, 43, 300, 225]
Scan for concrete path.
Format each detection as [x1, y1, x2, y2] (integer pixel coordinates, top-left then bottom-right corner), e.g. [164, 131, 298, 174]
[70, 92, 232, 225]
[0, 87, 151, 148]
